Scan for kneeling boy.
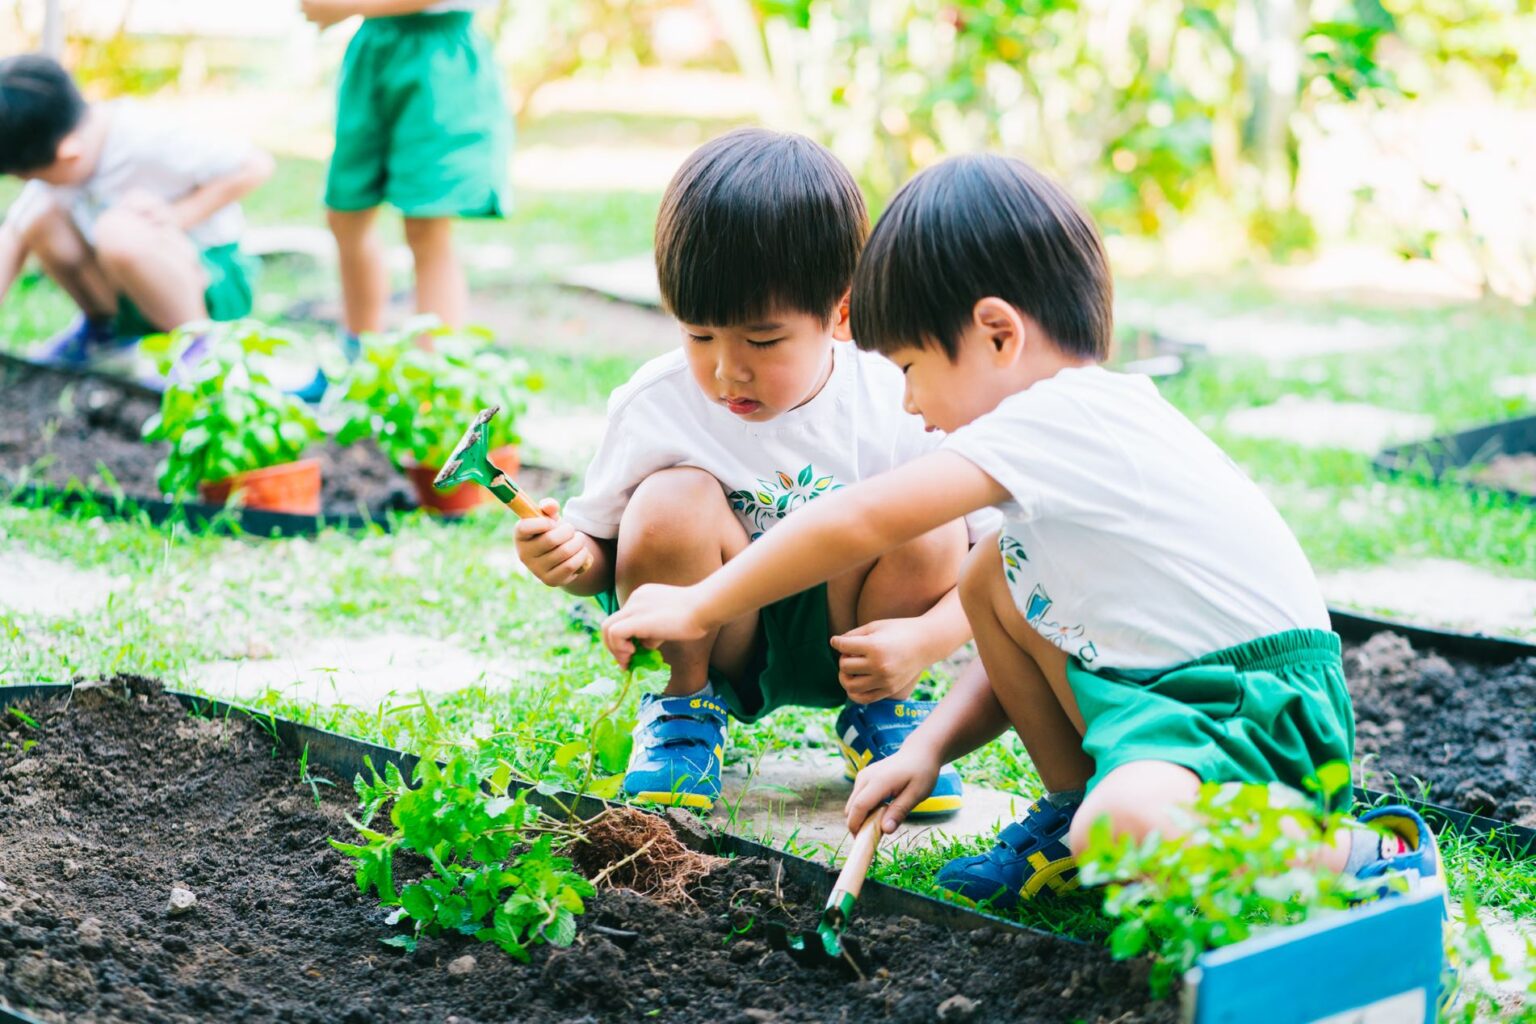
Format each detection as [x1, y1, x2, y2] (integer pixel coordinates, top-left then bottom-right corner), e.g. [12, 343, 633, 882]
[516, 129, 980, 813]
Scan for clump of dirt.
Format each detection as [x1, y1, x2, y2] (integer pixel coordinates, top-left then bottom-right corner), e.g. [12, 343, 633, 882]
[0, 355, 569, 518]
[0, 676, 1177, 1024]
[570, 806, 725, 906]
[1346, 631, 1536, 827]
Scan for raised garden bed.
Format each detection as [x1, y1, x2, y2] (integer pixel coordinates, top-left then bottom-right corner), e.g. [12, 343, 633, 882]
[0, 678, 1181, 1024]
[0, 354, 570, 536]
[1374, 413, 1536, 505]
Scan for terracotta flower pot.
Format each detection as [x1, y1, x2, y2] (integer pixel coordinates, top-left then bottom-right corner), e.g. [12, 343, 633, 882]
[406, 444, 521, 516]
[198, 458, 323, 516]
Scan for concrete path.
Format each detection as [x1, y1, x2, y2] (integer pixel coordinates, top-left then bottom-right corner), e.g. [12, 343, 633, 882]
[716, 749, 1027, 856]
[0, 549, 125, 619]
[1224, 397, 1434, 453]
[1323, 559, 1536, 640]
[190, 632, 524, 708]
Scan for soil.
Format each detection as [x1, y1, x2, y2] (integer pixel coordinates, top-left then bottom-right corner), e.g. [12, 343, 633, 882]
[1467, 453, 1536, 497]
[1346, 632, 1536, 827]
[0, 356, 569, 519]
[0, 678, 1178, 1024]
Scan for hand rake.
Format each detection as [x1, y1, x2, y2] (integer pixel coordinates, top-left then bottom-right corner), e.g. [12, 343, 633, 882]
[434, 406, 592, 574]
[766, 813, 882, 975]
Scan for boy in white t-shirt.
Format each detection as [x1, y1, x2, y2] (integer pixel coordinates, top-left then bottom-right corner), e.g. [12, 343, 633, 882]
[516, 129, 978, 813]
[0, 55, 272, 366]
[603, 154, 1441, 905]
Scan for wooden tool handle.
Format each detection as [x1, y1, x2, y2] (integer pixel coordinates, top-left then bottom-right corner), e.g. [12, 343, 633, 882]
[833, 813, 883, 903]
[500, 485, 594, 576]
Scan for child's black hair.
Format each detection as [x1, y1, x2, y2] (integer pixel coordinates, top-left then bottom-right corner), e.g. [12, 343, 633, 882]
[654, 128, 869, 326]
[852, 154, 1113, 361]
[0, 54, 86, 176]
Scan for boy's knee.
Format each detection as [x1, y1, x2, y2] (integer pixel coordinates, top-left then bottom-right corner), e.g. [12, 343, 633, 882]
[17, 197, 68, 248]
[1066, 763, 1202, 855]
[92, 209, 151, 267]
[618, 468, 733, 561]
[958, 530, 1004, 612]
[402, 217, 451, 247]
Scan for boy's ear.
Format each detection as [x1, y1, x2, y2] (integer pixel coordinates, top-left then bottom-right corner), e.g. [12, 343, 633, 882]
[52, 133, 84, 167]
[973, 297, 1026, 366]
[830, 290, 853, 342]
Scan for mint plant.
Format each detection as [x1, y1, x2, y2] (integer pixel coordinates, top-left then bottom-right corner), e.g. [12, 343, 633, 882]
[331, 751, 592, 959]
[1077, 764, 1390, 996]
[333, 320, 540, 471]
[140, 321, 321, 496]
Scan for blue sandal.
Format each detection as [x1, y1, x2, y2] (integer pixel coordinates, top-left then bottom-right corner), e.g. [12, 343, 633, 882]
[937, 798, 1080, 908]
[835, 699, 963, 817]
[622, 693, 729, 811]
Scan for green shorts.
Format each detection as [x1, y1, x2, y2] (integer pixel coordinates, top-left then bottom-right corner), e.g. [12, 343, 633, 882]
[596, 585, 844, 724]
[1067, 629, 1355, 808]
[324, 12, 511, 218]
[115, 243, 255, 338]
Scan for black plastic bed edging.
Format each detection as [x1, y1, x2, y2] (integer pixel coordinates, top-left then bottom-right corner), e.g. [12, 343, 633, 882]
[1330, 607, 1536, 664]
[1373, 412, 1536, 508]
[4, 478, 397, 538]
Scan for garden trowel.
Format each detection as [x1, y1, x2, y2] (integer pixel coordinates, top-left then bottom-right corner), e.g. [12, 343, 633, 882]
[766, 812, 882, 976]
[434, 407, 592, 575]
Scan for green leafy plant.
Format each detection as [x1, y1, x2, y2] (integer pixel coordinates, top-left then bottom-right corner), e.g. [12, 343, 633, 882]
[330, 750, 591, 960]
[333, 320, 540, 471]
[139, 321, 321, 496]
[1077, 765, 1390, 996]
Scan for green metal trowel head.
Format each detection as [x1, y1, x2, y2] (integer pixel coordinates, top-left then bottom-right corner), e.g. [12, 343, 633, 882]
[433, 405, 503, 490]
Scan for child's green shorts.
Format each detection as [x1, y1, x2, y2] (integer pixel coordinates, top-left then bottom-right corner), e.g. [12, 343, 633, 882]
[324, 12, 510, 218]
[115, 243, 255, 337]
[596, 585, 845, 723]
[1067, 628, 1355, 808]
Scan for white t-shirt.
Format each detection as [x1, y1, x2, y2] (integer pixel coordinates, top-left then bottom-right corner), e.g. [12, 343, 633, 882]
[2, 100, 253, 251]
[943, 365, 1328, 672]
[565, 344, 996, 544]
[423, 0, 490, 11]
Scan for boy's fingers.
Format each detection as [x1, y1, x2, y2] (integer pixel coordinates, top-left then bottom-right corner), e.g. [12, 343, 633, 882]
[514, 516, 556, 539]
[829, 633, 870, 655]
[539, 497, 561, 517]
[552, 547, 589, 582]
[883, 782, 925, 832]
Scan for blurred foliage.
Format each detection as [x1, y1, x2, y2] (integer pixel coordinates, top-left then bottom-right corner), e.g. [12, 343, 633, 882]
[711, 0, 1536, 263]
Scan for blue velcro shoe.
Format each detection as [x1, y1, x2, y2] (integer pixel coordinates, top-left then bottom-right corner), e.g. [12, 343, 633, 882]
[1354, 805, 1444, 898]
[937, 798, 1080, 908]
[622, 693, 728, 811]
[836, 699, 962, 817]
[32, 315, 134, 367]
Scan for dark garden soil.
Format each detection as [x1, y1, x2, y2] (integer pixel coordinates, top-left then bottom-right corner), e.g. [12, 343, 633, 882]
[1346, 631, 1536, 828]
[0, 357, 568, 519]
[0, 678, 1178, 1024]
[1467, 453, 1536, 497]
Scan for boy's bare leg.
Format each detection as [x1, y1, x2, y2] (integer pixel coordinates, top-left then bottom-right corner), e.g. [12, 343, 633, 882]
[20, 202, 118, 319]
[615, 467, 760, 697]
[326, 207, 389, 335]
[403, 216, 466, 330]
[824, 518, 968, 700]
[92, 207, 208, 330]
[960, 533, 1096, 794]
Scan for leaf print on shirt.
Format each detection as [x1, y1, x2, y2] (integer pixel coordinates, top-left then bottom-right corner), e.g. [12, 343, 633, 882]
[727, 463, 841, 539]
[999, 534, 1029, 585]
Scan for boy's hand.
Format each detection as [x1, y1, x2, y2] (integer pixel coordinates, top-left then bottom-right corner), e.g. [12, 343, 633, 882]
[831, 619, 929, 704]
[601, 583, 710, 669]
[515, 499, 591, 587]
[302, 0, 357, 27]
[846, 744, 940, 834]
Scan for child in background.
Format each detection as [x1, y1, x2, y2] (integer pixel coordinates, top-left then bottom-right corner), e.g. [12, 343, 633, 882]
[303, 0, 510, 345]
[0, 54, 271, 366]
[603, 154, 1439, 906]
[516, 129, 989, 813]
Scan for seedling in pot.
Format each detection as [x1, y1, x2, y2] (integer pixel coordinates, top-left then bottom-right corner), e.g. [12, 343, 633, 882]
[139, 321, 322, 509]
[332, 320, 540, 510]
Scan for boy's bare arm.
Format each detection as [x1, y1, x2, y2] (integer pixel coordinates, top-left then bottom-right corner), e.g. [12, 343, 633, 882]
[0, 222, 27, 307]
[514, 499, 616, 597]
[169, 149, 275, 232]
[603, 450, 1007, 665]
